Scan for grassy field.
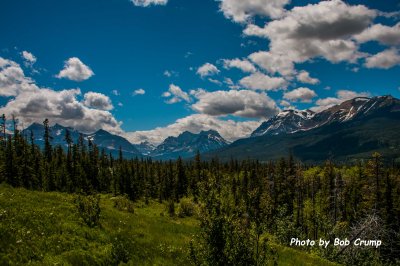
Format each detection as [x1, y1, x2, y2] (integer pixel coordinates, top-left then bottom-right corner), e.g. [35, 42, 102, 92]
[0, 183, 337, 265]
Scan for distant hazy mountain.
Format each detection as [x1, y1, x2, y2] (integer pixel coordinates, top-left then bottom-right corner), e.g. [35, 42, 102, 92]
[24, 124, 142, 158]
[151, 130, 228, 160]
[206, 95, 400, 162]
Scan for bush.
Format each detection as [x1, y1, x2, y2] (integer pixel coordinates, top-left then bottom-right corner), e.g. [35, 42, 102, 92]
[111, 232, 135, 265]
[74, 194, 101, 227]
[112, 195, 135, 213]
[177, 198, 195, 218]
[166, 200, 175, 217]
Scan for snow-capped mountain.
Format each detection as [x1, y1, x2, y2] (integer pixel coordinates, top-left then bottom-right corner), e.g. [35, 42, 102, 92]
[151, 130, 228, 160]
[252, 96, 400, 137]
[251, 109, 315, 137]
[207, 95, 400, 162]
[23, 124, 142, 158]
[23, 123, 81, 147]
[134, 141, 156, 156]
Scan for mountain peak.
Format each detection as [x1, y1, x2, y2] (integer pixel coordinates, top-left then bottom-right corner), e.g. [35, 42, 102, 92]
[151, 130, 228, 160]
[94, 128, 110, 135]
[199, 129, 220, 136]
[26, 122, 43, 131]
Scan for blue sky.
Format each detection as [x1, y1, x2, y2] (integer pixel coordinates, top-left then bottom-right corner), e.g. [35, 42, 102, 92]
[0, 0, 399, 144]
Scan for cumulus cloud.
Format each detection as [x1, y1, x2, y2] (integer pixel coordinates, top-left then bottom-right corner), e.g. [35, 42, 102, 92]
[283, 87, 317, 103]
[0, 57, 122, 134]
[124, 114, 261, 144]
[191, 89, 280, 118]
[0, 57, 37, 97]
[280, 100, 295, 109]
[312, 89, 371, 112]
[132, 88, 146, 96]
[296, 70, 320, 85]
[131, 0, 168, 7]
[83, 92, 113, 111]
[364, 48, 400, 69]
[249, 51, 295, 77]
[222, 58, 256, 73]
[244, 0, 376, 76]
[112, 89, 120, 96]
[196, 63, 220, 78]
[162, 84, 191, 104]
[21, 51, 37, 65]
[239, 72, 287, 91]
[56, 57, 94, 81]
[354, 22, 400, 46]
[219, 0, 289, 23]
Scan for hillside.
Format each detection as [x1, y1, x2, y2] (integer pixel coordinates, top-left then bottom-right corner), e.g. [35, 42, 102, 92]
[0, 184, 337, 266]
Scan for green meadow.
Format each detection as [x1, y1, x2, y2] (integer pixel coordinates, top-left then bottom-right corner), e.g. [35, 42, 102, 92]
[0, 183, 337, 265]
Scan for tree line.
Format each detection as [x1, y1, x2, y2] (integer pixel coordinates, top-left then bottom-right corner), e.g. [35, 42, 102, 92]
[1, 116, 400, 265]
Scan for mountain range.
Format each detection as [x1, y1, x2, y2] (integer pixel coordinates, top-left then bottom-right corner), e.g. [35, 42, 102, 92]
[23, 124, 229, 160]
[150, 130, 228, 160]
[206, 95, 400, 162]
[23, 123, 143, 159]
[22, 95, 400, 162]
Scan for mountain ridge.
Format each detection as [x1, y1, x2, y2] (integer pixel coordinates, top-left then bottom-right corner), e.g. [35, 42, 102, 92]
[206, 95, 400, 162]
[151, 129, 228, 160]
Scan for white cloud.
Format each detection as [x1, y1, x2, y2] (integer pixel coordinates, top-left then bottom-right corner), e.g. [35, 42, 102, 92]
[112, 89, 120, 96]
[218, 0, 289, 23]
[239, 72, 287, 91]
[208, 78, 222, 86]
[223, 77, 240, 89]
[280, 100, 295, 109]
[124, 114, 261, 144]
[336, 89, 370, 100]
[354, 22, 400, 46]
[249, 51, 295, 77]
[296, 70, 320, 85]
[0, 57, 37, 97]
[365, 48, 400, 69]
[244, 0, 376, 76]
[312, 89, 370, 112]
[283, 87, 317, 103]
[56, 57, 94, 81]
[162, 84, 191, 104]
[164, 70, 178, 77]
[83, 92, 113, 111]
[243, 24, 269, 38]
[131, 0, 168, 7]
[196, 63, 220, 78]
[132, 88, 146, 96]
[222, 58, 256, 73]
[21, 51, 37, 65]
[0, 57, 122, 134]
[191, 89, 280, 118]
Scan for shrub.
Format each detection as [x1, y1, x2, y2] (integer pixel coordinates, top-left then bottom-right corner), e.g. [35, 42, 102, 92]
[112, 195, 135, 213]
[74, 194, 101, 227]
[177, 198, 195, 218]
[111, 232, 135, 265]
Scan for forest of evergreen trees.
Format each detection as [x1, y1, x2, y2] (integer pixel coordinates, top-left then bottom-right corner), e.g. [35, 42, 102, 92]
[1, 116, 400, 265]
